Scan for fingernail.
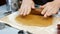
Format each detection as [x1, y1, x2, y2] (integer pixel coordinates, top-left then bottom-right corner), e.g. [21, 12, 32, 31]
[41, 12, 44, 15]
[23, 13, 26, 16]
[44, 14, 47, 18]
[20, 13, 23, 16]
[27, 12, 29, 15]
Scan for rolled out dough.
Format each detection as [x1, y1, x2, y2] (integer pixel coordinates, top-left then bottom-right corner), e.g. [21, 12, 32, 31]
[15, 9, 53, 27]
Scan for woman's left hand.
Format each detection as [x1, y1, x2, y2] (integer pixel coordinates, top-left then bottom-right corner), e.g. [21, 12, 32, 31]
[40, 1, 60, 18]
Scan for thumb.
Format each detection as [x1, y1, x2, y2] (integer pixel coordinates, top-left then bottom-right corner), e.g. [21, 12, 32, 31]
[31, 4, 35, 9]
[32, 5, 35, 9]
[39, 6, 44, 8]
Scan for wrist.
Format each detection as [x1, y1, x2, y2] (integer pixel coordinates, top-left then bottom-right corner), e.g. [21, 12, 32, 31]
[54, 0, 60, 3]
[22, 0, 34, 4]
[23, 0, 33, 2]
[54, 0, 60, 8]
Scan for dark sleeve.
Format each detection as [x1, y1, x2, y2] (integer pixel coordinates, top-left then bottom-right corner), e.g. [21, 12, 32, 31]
[33, 0, 53, 5]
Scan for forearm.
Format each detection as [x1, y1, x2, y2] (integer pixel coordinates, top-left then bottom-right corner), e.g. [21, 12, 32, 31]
[22, 0, 33, 2]
[22, 0, 34, 4]
[54, 0, 60, 2]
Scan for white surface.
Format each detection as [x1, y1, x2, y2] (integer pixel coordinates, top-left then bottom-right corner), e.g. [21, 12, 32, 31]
[7, 12, 60, 34]
[0, 5, 20, 34]
[0, 26, 19, 34]
[0, 5, 7, 18]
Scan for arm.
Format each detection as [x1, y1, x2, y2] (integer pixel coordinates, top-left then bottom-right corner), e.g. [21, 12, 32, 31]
[22, 0, 33, 3]
[54, 0, 60, 3]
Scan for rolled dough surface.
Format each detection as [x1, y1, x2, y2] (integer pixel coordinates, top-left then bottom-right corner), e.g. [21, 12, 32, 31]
[15, 9, 53, 27]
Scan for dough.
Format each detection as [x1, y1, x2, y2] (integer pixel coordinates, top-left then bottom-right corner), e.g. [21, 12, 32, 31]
[15, 8, 53, 27]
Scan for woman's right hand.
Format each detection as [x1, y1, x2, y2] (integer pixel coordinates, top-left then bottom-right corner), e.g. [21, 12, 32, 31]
[19, 0, 35, 16]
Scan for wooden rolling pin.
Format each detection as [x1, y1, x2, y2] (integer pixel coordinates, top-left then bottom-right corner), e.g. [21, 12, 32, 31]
[31, 8, 43, 15]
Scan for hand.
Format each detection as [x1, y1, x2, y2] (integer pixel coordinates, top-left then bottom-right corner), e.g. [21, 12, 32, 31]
[40, 1, 60, 18]
[19, 0, 35, 16]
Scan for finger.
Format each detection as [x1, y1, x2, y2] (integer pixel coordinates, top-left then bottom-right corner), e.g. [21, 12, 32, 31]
[22, 6, 28, 16]
[44, 13, 47, 18]
[46, 8, 57, 16]
[41, 7, 47, 15]
[52, 8, 59, 15]
[45, 11, 52, 17]
[53, 11, 58, 14]
[44, 8, 52, 18]
[20, 8, 24, 15]
[31, 4, 35, 9]
[23, 8, 27, 16]
[46, 7, 53, 16]
[19, 9, 22, 15]
[41, 3, 51, 15]
[48, 7, 59, 16]
[27, 7, 31, 15]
